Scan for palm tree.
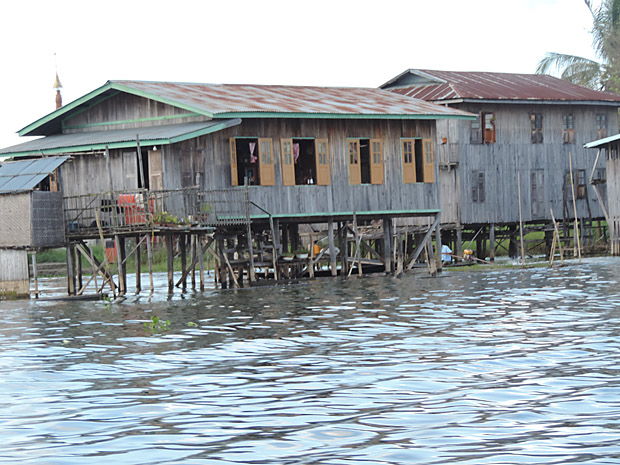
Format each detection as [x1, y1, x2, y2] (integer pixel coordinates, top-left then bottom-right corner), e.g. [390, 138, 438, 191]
[537, 0, 620, 94]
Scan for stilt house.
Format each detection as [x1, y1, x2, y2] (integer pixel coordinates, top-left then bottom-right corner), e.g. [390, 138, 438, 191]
[0, 81, 474, 292]
[585, 134, 620, 254]
[381, 70, 620, 258]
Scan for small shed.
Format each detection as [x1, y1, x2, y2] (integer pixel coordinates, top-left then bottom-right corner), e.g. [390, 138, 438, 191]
[0, 156, 68, 296]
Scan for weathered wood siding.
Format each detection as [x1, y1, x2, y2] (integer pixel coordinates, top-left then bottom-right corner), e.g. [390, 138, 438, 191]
[435, 103, 618, 226]
[0, 249, 29, 295]
[606, 155, 620, 235]
[63, 93, 209, 134]
[164, 118, 439, 215]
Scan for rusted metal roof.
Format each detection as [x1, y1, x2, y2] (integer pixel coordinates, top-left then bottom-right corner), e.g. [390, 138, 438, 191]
[381, 69, 620, 103]
[111, 80, 474, 118]
[17, 80, 474, 138]
[1, 120, 241, 158]
[0, 156, 68, 193]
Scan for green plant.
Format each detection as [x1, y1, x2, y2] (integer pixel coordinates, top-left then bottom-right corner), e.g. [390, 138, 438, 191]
[151, 211, 178, 225]
[144, 315, 171, 333]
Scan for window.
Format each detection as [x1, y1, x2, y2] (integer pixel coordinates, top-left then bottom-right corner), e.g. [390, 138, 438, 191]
[531, 113, 543, 143]
[279, 138, 330, 186]
[470, 112, 496, 144]
[347, 138, 383, 185]
[596, 114, 608, 139]
[229, 137, 275, 186]
[562, 114, 575, 144]
[577, 169, 586, 199]
[472, 171, 485, 202]
[401, 138, 434, 184]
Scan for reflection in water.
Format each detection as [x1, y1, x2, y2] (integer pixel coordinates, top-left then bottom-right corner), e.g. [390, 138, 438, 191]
[1, 258, 620, 464]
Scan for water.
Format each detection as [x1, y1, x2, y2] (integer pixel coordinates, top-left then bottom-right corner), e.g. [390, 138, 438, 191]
[2, 258, 620, 464]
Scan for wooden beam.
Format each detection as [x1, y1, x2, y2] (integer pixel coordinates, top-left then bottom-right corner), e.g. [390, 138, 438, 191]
[328, 219, 337, 276]
[405, 213, 441, 270]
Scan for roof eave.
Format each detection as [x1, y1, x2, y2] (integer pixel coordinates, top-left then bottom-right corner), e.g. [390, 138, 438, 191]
[6, 119, 242, 158]
[442, 98, 620, 106]
[214, 112, 475, 120]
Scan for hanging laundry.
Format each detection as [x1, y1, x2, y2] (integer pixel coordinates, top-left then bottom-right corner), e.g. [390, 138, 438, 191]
[249, 142, 257, 163]
[293, 143, 300, 164]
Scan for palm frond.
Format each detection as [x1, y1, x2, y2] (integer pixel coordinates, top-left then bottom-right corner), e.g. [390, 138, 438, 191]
[536, 52, 600, 76]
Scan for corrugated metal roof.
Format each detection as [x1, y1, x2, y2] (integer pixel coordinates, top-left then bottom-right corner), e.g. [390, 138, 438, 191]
[0, 120, 241, 157]
[0, 156, 68, 193]
[382, 69, 620, 103]
[111, 80, 474, 118]
[584, 133, 620, 148]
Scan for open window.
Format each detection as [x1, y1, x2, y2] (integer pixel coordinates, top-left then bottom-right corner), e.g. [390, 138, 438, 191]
[402, 138, 434, 184]
[562, 114, 575, 144]
[279, 138, 330, 186]
[229, 138, 275, 186]
[471, 112, 495, 144]
[347, 138, 383, 185]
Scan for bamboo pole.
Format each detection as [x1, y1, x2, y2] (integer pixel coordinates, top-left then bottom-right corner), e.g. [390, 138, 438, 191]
[569, 151, 582, 263]
[550, 208, 565, 265]
[94, 209, 117, 298]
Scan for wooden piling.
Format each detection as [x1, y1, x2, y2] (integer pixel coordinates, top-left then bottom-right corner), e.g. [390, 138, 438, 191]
[190, 235, 196, 290]
[166, 233, 174, 293]
[116, 235, 126, 295]
[383, 217, 392, 274]
[180, 234, 188, 292]
[489, 224, 495, 262]
[328, 219, 337, 276]
[146, 233, 154, 294]
[67, 243, 76, 296]
[198, 234, 205, 291]
[135, 236, 142, 294]
[31, 252, 39, 298]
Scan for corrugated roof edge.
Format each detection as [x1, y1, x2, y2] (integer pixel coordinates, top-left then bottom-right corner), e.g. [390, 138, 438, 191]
[584, 133, 620, 148]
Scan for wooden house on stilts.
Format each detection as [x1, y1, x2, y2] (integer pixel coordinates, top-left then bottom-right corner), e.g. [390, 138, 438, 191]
[381, 70, 620, 259]
[0, 80, 473, 296]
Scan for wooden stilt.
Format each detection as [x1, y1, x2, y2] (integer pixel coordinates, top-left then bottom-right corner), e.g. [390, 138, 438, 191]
[246, 222, 255, 283]
[116, 235, 126, 295]
[190, 235, 196, 290]
[135, 236, 142, 294]
[569, 151, 582, 263]
[405, 214, 441, 270]
[383, 217, 392, 274]
[146, 233, 154, 294]
[517, 172, 526, 267]
[76, 245, 83, 293]
[198, 234, 205, 291]
[166, 234, 174, 293]
[308, 231, 315, 279]
[435, 222, 442, 272]
[31, 252, 39, 298]
[180, 234, 188, 292]
[66, 244, 76, 296]
[489, 224, 495, 262]
[328, 218, 337, 276]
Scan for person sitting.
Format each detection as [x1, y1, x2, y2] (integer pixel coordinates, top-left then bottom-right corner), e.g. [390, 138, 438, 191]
[441, 244, 453, 264]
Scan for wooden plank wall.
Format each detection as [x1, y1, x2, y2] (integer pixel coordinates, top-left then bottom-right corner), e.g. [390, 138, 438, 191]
[164, 118, 440, 216]
[435, 103, 618, 226]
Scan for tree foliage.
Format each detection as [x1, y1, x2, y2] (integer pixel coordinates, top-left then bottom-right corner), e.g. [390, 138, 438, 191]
[537, 0, 620, 94]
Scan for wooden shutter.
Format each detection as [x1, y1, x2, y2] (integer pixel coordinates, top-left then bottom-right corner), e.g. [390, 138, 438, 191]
[259, 138, 275, 186]
[280, 138, 295, 186]
[483, 112, 496, 144]
[229, 138, 238, 187]
[49, 169, 58, 192]
[370, 139, 384, 185]
[422, 138, 434, 183]
[348, 139, 361, 185]
[315, 138, 330, 185]
[402, 139, 416, 183]
[149, 150, 163, 191]
[470, 113, 482, 144]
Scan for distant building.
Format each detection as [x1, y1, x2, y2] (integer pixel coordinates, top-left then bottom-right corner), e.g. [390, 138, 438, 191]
[381, 69, 620, 258]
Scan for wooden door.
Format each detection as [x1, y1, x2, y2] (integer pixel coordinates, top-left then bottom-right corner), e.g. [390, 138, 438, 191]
[148, 150, 163, 191]
[401, 139, 416, 184]
[315, 138, 330, 185]
[530, 170, 544, 219]
[258, 138, 275, 186]
[280, 138, 295, 186]
[422, 138, 434, 183]
[370, 139, 383, 185]
[229, 138, 238, 187]
[348, 139, 361, 185]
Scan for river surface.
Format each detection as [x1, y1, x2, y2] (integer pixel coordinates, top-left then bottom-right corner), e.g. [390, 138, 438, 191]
[1, 258, 620, 464]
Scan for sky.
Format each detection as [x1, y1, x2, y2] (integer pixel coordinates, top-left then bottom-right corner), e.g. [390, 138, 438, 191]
[0, 0, 599, 151]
